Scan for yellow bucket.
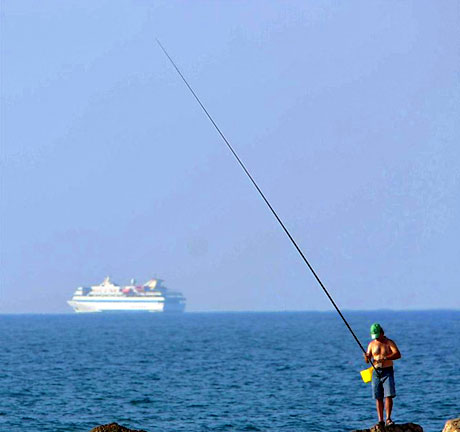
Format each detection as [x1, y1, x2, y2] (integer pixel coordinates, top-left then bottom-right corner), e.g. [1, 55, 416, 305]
[360, 366, 374, 383]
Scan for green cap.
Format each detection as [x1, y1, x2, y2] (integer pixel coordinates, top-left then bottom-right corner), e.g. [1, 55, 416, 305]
[370, 323, 382, 339]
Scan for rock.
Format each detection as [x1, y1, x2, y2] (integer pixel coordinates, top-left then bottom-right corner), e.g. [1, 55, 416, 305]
[89, 423, 149, 432]
[442, 418, 460, 432]
[352, 423, 423, 432]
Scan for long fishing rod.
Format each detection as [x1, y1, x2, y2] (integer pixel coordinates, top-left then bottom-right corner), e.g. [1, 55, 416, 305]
[157, 39, 379, 374]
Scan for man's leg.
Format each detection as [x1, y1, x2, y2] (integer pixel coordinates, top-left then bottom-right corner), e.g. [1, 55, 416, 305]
[376, 398, 384, 422]
[385, 397, 393, 421]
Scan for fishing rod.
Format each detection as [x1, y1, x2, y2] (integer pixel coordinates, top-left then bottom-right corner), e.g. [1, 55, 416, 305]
[157, 39, 380, 376]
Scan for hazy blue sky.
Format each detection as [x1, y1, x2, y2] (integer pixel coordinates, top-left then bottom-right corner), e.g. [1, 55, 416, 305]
[1, 1, 459, 313]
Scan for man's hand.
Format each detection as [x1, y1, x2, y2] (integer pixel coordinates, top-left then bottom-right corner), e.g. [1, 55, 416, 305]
[374, 357, 385, 367]
[363, 353, 370, 363]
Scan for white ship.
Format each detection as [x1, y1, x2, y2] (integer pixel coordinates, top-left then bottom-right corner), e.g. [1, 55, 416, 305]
[67, 277, 186, 313]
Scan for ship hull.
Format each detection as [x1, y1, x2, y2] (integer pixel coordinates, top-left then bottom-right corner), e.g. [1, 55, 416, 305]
[67, 298, 185, 313]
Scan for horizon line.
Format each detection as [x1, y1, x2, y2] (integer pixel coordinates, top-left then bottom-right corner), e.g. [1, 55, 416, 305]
[0, 308, 459, 316]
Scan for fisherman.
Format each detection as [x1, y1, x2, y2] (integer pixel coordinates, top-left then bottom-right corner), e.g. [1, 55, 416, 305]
[363, 323, 401, 428]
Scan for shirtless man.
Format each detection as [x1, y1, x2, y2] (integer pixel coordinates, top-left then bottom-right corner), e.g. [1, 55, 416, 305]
[363, 323, 401, 427]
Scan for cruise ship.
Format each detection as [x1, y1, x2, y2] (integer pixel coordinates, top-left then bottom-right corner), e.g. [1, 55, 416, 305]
[67, 277, 186, 313]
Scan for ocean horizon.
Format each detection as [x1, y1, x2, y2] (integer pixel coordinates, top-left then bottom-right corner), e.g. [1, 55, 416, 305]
[2, 308, 459, 315]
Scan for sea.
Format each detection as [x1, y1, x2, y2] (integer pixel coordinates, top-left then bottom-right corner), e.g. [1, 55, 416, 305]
[0, 311, 458, 432]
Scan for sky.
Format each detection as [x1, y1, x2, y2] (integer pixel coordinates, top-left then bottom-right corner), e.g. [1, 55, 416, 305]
[1, 1, 459, 313]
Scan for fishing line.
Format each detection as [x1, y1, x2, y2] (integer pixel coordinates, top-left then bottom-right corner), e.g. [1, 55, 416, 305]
[157, 39, 380, 375]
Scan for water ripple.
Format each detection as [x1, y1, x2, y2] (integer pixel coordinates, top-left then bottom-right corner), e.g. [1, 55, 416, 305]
[0, 311, 458, 432]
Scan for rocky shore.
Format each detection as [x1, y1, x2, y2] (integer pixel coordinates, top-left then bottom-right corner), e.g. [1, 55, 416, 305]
[90, 424, 148, 432]
[443, 419, 460, 432]
[351, 418, 460, 432]
[90, 417, 460, 432]
[352, 423, 423, 432]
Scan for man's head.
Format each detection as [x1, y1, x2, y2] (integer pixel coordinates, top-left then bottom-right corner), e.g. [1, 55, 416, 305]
[370, 323, 384, 340]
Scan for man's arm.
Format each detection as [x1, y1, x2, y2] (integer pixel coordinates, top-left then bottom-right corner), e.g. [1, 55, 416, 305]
[363, 341, 373, 363]
[385, 339, 401, 361]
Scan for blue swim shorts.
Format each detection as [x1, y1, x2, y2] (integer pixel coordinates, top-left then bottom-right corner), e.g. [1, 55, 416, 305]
[372, 366, 396, 399]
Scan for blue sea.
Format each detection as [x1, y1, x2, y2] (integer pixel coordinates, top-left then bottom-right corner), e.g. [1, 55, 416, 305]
[0, 311, 458, 432]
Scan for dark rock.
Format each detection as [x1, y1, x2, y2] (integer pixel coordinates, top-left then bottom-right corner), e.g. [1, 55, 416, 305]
[89, 423, 149, 432]
[442, 418, 460, 432]
[352, 423, 423, 432]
